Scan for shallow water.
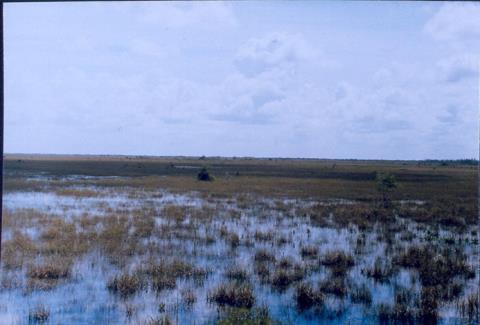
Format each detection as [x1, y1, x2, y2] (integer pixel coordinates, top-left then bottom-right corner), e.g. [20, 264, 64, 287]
[1, 180, 478, 324]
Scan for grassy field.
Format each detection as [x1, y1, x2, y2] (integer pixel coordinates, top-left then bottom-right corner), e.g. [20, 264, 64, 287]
[1, 155, 478, 324]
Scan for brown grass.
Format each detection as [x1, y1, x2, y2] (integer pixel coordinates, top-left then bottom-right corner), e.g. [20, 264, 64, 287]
[208, 282, 255, 308]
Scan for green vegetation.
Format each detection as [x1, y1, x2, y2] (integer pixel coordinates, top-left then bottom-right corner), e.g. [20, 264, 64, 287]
[375, 172, 397, 208]
[197, 166, 214, 181]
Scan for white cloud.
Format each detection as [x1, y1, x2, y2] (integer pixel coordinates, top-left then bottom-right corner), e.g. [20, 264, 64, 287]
[234, 32, 318, 77]
[5, 2, 478, 159]
[437, 54, 478, 83]
[424, 3, 480, 41]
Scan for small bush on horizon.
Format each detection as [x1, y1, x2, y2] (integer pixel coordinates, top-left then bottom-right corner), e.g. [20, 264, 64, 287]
[198, 167, 214, 181]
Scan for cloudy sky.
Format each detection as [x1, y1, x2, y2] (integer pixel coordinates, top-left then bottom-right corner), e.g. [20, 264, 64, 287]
[5, 1, 479, 159]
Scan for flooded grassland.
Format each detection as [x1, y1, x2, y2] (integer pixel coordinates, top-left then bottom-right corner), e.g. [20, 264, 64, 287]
[0, 156, 478, 324]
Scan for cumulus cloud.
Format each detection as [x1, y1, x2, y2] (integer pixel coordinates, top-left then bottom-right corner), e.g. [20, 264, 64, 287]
[234, 33, 317, 77]
[437, 54, 478, 83]
[424, 2, 480, 41]
[5, 2, 478, 159]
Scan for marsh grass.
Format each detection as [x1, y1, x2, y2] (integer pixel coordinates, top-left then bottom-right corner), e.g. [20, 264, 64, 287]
[254, 230, 275, 242]
[295, 283, 325, 311]
[270, 266, 305, 290]
[225, 265, 249, 281]
[457, 294, 479, 322]
[1, 231, 37, 269]
[208, 282, 255, 308]
[320, 250, 354, 277]
[2, 156, 478, 323]
[254, 249, 276, 263]
[393, 245, 475, 298]
[319, 276, 348, 297]
[419, 286, 439, 323]
[217, 307, 277, 325]
[27, 260, 71, 280]
[362, 257, 397, 283]
[351, 284, 372, 305]
[145, 315, 173, 325]
[300, 245, 318, 259]
[28, 305, 50, 323]
[181, 288, 197, 306]
[107, 272, 144, 298]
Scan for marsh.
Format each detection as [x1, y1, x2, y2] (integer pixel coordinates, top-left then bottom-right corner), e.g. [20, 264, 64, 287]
[0, 156, 478, 324]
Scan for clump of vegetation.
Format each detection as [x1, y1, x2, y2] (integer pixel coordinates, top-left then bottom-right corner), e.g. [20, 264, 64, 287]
[182, 288, 197, 306]
[419, 286, 439, 323]
[225, 265, 249, 281]
[198, 167, 214, 181]
[300, 245, 318, 259]
[319, 276, 348, 297]
[320, 250, 354, 267]
[270, 268, 304, 289]
[254, 249, 276, 263]
[277, 257, 294, 269]
[2, 231, 37, 269]
[254, 263, 271, 280]
[295, 283, 325, 311]
[142, 259, 210, 280]
[29, 305, 50, 323]
[393, 245, 474, 290]
[228, 232, 240, 248]
[254, 230, 274, 242]
[457, 293, 479, 322]
[107, 273, 143, 297]
[375, 172, 397, 208]
[362, 257, 396, 282]
[208, 282, 255, 308]
[27, 261, 71, 280]
[217, 307, 277, 325]
[320, 250, 354, 276]
[152, 274, 177, 292]
[351, 284, 372, 305]
[145, 316, 173, 325]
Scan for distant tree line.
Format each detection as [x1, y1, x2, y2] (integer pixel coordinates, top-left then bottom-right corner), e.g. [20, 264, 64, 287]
[419, 159, 478, 166]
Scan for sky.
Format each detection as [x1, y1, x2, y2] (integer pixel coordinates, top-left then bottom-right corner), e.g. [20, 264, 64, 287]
[4, 1, 480, 159]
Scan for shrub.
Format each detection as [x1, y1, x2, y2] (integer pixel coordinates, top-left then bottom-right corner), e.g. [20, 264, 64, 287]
[198, 167, 214, 181]
[376, 172, 396, 208]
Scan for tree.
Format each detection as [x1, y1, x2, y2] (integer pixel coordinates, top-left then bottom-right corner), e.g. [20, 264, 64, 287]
[376, 172, 396, 208]
[197, 166, 214, 181]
